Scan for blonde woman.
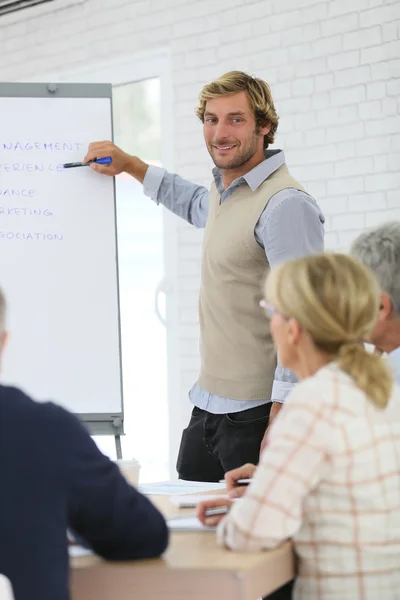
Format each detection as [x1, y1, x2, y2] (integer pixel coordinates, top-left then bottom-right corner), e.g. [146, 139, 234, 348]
[198, 254, 400, 600]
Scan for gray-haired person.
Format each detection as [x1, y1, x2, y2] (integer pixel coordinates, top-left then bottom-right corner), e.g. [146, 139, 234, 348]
[351, 221, 400, 384]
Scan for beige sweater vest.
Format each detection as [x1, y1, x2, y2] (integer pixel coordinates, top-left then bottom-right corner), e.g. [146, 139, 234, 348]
[198, 164, 305, 400]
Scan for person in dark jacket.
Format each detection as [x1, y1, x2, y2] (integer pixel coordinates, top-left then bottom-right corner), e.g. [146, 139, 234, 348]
[0, 289, 168, 600]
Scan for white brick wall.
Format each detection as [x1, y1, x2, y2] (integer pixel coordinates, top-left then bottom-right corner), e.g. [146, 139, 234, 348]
[1, 0, 400, 455]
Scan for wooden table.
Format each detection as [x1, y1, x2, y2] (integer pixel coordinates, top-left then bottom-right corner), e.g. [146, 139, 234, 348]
[70, 492, 294, 600]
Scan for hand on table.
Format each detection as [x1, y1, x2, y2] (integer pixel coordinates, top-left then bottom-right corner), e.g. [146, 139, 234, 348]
[225, 463, 256, 499]
[197, 497, 233, 527]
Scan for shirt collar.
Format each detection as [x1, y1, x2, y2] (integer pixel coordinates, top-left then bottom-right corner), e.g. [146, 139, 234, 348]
[388, 345, 400, 363]
[212, 149, 285, 194]
[388, 345, 400, 385]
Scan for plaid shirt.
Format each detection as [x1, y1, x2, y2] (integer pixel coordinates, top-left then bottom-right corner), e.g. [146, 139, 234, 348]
[218, 364, 400, 599]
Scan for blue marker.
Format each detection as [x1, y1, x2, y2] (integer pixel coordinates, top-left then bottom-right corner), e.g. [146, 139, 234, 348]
[63, 156, 112, 169]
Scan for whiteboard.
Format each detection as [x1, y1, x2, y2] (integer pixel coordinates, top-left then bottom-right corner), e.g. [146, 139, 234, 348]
[0, 86, 123, 424]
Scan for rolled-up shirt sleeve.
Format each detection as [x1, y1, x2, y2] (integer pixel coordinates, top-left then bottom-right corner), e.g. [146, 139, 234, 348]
[271, 365, 298, 404]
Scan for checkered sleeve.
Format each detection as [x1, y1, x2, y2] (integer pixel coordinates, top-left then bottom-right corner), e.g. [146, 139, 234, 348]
[217, 384, 333, 551]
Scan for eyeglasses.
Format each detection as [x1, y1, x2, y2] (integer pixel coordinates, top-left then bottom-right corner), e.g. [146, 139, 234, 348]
[259, 299, 276, 319]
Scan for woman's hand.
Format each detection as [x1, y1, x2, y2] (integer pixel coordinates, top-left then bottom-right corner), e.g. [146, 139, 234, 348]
[197, 497, 233, 527]
[225, 463, 256, 498]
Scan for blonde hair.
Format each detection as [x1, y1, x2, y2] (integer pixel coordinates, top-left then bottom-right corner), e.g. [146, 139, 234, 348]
[195, 71, 279, 148]
[265, 254, 393, 409]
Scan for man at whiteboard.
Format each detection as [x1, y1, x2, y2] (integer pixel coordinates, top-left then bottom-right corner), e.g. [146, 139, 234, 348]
[84, 71, 325, 483]
[0, 288, 168, 600]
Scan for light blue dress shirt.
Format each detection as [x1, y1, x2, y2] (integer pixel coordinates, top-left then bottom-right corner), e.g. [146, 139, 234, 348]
[388, 346, 400, 386]
[143, 150, 325, 414]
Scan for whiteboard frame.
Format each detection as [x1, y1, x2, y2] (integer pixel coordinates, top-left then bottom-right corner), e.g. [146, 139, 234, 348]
[0, 81, 124, 437]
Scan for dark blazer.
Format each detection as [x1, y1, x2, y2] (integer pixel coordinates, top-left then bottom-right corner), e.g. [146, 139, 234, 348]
[0, 385, 168, 600]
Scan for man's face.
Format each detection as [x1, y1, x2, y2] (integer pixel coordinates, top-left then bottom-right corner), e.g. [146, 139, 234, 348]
[366, 292, 392, 351]
[203, 91, 269, 171]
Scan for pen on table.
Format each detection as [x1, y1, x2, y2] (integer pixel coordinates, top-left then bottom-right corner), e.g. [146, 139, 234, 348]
[63, 156, 112, 168]
[204, 506, 230, 517]
[219, 478, 251, 486]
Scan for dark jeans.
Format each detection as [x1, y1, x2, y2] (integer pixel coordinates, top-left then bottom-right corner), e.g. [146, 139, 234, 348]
[176, 404, 293, 600]
[266, 580, 294, 599]
[176, 403, 271, 482]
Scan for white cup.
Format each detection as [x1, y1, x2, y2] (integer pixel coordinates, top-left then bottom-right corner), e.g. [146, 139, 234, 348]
[115, 458, 141, 487]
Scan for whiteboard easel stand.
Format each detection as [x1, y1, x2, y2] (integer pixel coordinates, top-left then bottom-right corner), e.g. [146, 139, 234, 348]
[0, 81, 124, 458]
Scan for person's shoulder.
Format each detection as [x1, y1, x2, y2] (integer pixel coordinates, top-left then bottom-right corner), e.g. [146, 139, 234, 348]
[387, 384, 400, 417]
[286, 364, 335, 393]
[265, 186, 324, 224]
[0, 383, 78, 432]
[0, 383, 31, 406]
[284, 364, 355, 409]
[275, 188, 323, 212]
[0, 384, 46, 418]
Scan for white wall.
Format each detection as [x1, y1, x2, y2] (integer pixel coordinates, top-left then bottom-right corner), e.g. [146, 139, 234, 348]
[1, 0, 400, 463]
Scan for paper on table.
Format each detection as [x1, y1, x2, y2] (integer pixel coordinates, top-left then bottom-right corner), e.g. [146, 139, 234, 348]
[69, 545, 93, 558]
[167, 515, 216, 532]
[170, 494, 230, 508]
[139, 481, 226, 496]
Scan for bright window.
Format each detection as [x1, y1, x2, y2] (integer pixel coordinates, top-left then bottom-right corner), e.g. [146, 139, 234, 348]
[93, 77, 169, 483]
